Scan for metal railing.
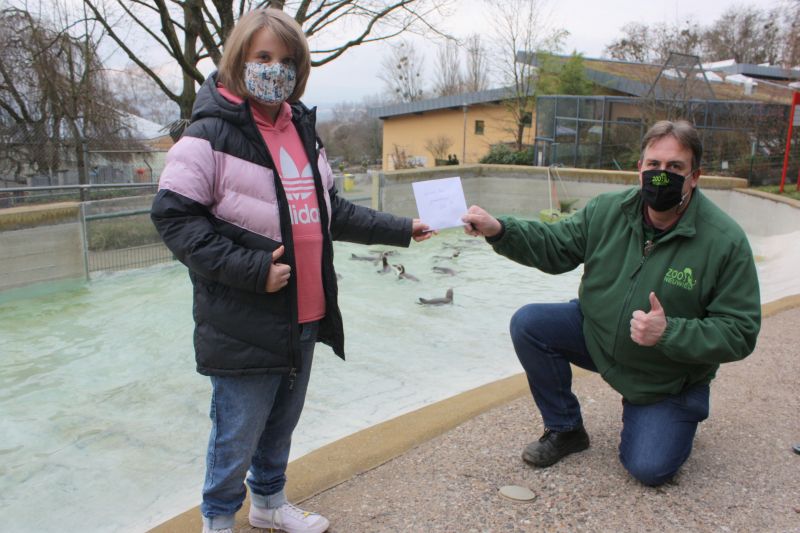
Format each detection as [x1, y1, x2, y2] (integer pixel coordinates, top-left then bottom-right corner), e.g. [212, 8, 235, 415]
[0, 183, 159, 208]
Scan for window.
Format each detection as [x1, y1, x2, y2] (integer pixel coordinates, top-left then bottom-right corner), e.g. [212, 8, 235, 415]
[474, 120, 485, 135]
[521, 112, 532, 127]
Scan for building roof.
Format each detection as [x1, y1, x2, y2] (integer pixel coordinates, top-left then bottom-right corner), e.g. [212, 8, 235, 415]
[121, 112, 169, 140]
[519, 52, 796, 106]
[367, 87, 526, 119]
[368, 55, 797, 122]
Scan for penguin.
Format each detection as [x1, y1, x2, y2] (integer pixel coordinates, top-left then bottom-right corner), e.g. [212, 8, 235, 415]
[376, 254, 392, 274]
[392, 264, 419, 281]
[350, 252, 379, 261]
[433, 250, 460, 260]
[432, 266, 456, 276]
[418, 288, 454, 305]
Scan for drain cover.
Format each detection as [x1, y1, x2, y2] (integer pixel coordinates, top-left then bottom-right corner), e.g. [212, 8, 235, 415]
[499, 485, 536, 502]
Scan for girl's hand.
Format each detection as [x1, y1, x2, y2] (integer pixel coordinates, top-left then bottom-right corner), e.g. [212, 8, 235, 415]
[412, 219, 435, 242]
[266, 245, 291, 292]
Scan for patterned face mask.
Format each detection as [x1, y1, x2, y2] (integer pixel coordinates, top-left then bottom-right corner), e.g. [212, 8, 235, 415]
[244, 61, 297, 104]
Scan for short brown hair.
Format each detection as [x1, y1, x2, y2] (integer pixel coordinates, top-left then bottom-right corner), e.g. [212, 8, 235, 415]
[641, 120, 703, 171]
[217, 8, 310, 102]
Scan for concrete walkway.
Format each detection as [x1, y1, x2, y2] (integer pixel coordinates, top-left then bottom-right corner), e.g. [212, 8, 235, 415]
[152, 297, 800, 532]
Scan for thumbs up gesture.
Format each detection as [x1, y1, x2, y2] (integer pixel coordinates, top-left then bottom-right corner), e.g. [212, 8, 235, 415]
[630, 292, 667, 346]
[265, 245, 291, 293]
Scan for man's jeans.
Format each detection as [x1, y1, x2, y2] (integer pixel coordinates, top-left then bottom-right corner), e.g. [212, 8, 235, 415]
[201, 321, 318, 530]
[509, 300, 709, 486]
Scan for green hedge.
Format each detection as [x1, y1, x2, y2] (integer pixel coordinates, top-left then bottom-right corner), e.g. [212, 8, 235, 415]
[480, 145, 536, 165]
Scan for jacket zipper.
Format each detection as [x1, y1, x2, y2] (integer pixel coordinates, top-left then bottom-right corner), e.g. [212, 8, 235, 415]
[611, 239, 656, 358]
[245, 104, 302, 381]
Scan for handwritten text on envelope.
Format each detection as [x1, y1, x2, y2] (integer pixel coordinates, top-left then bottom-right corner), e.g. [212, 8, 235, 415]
[412, 176, 468, 231]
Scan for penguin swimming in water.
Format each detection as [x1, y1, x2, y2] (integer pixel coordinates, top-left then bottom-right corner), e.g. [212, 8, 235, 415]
[433, 249, 460, 260]
[392, 264, 419, 281]
[376, 254, 392, 274]
[350, 252, 380, 262]
[418, 288, 454, 305]
[432, 266, 456, 276]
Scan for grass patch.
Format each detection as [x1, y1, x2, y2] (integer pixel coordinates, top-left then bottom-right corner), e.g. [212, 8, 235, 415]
[754, 185, 800, 201]
[87, 214, 162, 251]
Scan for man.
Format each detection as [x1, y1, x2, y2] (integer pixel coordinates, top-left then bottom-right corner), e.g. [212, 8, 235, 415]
[462, 120, 760, 486]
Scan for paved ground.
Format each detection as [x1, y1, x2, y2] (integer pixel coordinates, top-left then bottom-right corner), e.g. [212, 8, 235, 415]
[297, 306, 800, 532]
[156, 304, 800, 533]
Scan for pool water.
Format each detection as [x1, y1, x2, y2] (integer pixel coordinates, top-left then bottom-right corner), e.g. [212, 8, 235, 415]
[0, 229, 583, 532]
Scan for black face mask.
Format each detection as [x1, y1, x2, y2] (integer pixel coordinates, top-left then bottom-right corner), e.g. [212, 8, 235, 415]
[640, 169, 689, 212]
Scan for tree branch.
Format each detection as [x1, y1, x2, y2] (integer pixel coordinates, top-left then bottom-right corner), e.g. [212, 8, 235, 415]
[82, 0, 182, 102]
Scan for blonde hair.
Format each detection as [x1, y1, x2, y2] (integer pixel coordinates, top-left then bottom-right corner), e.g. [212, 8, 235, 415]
[217, 8, 310, 102]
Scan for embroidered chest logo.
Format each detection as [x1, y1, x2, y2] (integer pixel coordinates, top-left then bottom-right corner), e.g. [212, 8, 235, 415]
[664, 266, 696, 291]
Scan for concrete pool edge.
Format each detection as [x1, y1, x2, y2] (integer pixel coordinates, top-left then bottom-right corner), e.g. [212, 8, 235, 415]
[149, 298, 800, 533]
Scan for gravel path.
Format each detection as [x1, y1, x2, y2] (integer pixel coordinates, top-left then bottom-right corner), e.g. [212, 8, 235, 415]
[298, 306, 800, 532]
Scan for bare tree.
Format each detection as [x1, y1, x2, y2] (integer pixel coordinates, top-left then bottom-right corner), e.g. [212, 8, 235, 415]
[112, 65, 180, 126]
[424, 134, 453, 161]
[433, 40, 463, 96]
[604, 21, 702, 64]
[604, 23, 650, 63]
[463, 33, 490, 92]
[779, 0, 800, 67]
[316, 99, 382, 166]
[0, 3, 133, 186]
[379, 39, 425, 102]
[490, 0, 566, 150]
[703, 5, 781, 64]
[82, 0, 455, 119]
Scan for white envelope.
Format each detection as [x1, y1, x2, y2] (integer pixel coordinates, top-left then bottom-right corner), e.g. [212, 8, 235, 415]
[411, 176, 468, 231]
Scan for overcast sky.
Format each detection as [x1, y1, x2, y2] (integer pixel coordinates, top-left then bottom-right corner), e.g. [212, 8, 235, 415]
[301, 0, 784, 112]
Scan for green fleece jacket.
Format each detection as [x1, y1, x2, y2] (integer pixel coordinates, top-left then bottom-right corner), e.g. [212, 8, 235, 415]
[491, 187, 761, 404]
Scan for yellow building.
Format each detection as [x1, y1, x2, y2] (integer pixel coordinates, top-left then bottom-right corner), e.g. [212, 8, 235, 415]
[369, 88, 536, 171]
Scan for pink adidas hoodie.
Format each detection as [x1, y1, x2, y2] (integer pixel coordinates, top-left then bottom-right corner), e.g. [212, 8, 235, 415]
[218, 84, 325, 323]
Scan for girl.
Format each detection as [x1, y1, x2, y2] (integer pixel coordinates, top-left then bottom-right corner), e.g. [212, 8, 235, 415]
[151, 9, 431, 533]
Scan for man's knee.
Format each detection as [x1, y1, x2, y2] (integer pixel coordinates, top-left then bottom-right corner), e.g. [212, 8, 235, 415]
[619, 453, 677, 486]
[509, 304, 540, 344]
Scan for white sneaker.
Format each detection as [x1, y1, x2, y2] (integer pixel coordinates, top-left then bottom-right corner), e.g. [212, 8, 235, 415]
[201, 527, 232, 533]
[249, 502, 330, 533]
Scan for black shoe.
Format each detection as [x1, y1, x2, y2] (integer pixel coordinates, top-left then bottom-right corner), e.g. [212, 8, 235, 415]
[522, 426, 590, 467]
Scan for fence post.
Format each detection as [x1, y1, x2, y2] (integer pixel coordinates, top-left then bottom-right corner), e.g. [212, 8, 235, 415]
[79, 138, 89, 202]
[79, 202, 90, 281]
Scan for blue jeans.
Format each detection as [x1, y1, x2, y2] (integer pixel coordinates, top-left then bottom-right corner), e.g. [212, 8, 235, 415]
[509, 300, 710, 486]
[201, 321, 318, 530]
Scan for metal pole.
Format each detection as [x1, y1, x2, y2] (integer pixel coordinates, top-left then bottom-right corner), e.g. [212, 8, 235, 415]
[779, 92, 799, 193]
[80, 138, 89, 202]
[79, 202, 90, 281]
[462, 104, 468, 165]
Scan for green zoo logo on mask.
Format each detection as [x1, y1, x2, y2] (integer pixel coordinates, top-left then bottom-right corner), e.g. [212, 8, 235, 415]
[651, 172, 670, 186]
[664, 266, 696, 290]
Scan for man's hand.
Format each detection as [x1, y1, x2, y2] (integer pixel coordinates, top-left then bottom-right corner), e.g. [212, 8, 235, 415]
[412, 218, 435, 242]
[266, 245, 291, 293]
[461, 205, 502, 238]
[630, 292, 667, 346]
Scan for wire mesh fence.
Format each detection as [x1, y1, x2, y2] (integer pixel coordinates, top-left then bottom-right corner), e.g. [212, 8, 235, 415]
[0, 133, 168, 205]
[534, 95, 799, 185]
[81, 195, 174, 275]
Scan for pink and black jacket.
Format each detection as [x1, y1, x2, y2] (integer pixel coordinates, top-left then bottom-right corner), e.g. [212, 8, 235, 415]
[151, 74, 412, 376]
